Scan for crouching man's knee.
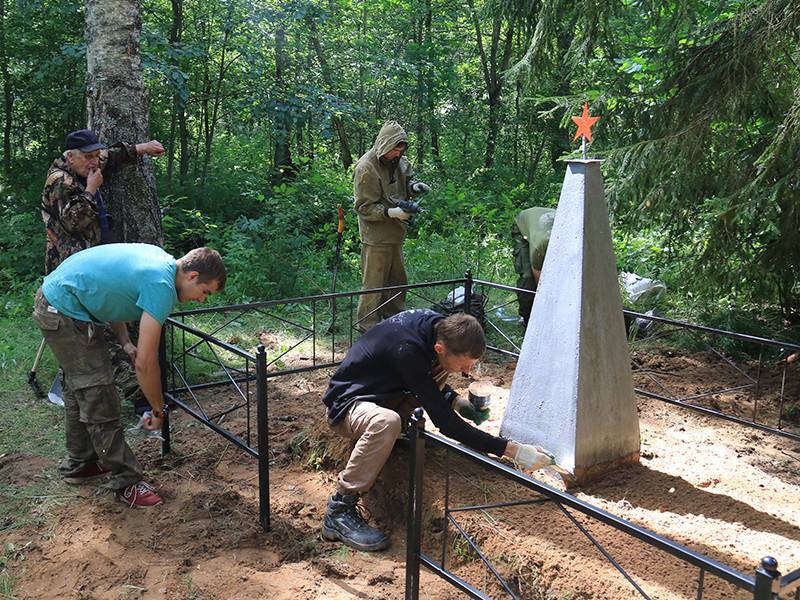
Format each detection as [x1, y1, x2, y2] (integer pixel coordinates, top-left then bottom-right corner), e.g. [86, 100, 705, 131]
[369, 409, 402, 440]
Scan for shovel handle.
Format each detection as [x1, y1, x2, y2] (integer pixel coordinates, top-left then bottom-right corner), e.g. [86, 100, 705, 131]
[337, 205, 345, 234]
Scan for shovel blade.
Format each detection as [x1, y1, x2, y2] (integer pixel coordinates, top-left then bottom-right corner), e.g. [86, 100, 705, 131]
[47, 374, 64, 407]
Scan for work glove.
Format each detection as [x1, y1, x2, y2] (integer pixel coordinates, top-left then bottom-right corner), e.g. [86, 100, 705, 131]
[454, 395, 491, 425]
[387, 206, 412, 221]
[411, 182, 431, 194]
[514, 444, 556, 470]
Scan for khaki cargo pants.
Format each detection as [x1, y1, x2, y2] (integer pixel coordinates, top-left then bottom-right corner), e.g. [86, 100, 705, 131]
[32, 289, 142, 490]
[331, 364, 449, 495]
[356, 243, 407, 331]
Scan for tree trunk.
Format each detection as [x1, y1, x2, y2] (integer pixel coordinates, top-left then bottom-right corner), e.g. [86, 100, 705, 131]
[166, 110, 176, 183]
[85, 0, 161, 245]
[166, 0, 183, 184]
[306, 12, 352, 170]
[425, 0, 441, 168]
[467, 0, 515, 168]
[178, 107, 189, 183]
[0, 0, 12, 175]
[357, 4, 367, 157]
[413, 6, 425, 168]
[271, 26, 293, 185]
[202, 4, 236, 185]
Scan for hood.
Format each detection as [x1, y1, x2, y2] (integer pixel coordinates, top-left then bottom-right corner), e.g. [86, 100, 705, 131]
[372, 121, 408, 158]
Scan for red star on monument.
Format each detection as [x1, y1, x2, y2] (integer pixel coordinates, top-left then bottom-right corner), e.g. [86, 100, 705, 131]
[571, 102, 600, 143]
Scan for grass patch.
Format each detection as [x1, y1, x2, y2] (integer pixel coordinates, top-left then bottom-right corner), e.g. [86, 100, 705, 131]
[0, 316, 65, 460]
[0, 473, 78, 534]
[0, 541, 27, 600]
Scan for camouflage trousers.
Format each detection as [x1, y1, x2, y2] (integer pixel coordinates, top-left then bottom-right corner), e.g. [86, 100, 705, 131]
[33, 289, 142, 490]
[512, 228, 537, 325]
[515, 273, 537, 325]
[356, 243, 407, 331]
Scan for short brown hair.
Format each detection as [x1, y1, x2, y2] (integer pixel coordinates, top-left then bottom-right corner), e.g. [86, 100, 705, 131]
[434, 313, 485, 358]
[178, 247, 226, 291]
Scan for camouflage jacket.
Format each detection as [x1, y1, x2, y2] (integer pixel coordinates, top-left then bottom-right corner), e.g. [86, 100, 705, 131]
[41, 142, 138, 274]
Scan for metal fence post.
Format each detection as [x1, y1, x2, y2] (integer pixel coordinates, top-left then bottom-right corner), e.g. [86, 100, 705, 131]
[464, 270, 473, 315]
[406, 408, 426, 600]
[159, 329, 171, 455]
[754, 556, 779, 599]
[256, 344, 270, 531]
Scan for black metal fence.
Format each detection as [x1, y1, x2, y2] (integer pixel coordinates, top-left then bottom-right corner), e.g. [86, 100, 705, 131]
[158, 278, 466, 529]
[156, 274, 799, 598]
[404, 409, 800, 600]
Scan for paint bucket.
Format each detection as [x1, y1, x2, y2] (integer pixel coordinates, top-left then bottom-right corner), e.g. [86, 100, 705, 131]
[467, 382, 492, 410]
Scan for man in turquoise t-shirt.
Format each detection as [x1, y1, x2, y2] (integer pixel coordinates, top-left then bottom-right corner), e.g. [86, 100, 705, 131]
[32, 243, 226, 508]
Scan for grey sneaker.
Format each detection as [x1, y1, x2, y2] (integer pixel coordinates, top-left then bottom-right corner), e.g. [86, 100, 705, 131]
[322, 494, 389, 552]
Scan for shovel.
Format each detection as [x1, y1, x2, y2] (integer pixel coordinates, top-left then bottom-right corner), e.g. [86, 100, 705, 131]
[28, 337, 65, 405]
[47, 374, 64, 407]
[28, 339, 47, 398]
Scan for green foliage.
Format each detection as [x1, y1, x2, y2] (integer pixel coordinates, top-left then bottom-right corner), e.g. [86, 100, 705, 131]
[0, 542, 27, 599]
[288, 428, 337, 470]
[0, 183, 45, 302]
[0, 0, 796, 338]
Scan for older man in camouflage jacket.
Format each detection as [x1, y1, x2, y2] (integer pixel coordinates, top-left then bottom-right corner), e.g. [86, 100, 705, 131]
[353, 121, 431, 330]
[41, 129, 164, 274]
[41, 129, 164, 410]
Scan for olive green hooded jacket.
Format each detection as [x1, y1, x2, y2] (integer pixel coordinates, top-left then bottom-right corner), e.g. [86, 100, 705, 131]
[512, 207, 555, 275]
[353, 121, 423, 245]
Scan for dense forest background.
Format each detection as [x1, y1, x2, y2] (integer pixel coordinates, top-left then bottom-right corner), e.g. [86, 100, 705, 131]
[0, 0, 797, 337]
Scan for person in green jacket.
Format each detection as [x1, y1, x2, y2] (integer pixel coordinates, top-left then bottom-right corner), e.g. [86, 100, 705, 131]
[512, 207, 555, 325]
[353, 121, 430, 331]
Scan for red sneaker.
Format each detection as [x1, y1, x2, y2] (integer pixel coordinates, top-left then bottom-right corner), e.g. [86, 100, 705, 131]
[117, 482, 163, 508]
[64, 462, 110, 484]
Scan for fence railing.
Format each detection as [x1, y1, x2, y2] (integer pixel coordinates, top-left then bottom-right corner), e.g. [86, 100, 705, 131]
[159, 278, 466, 530]
[155, 275, 799, 598]
[404, 408, 800, 600]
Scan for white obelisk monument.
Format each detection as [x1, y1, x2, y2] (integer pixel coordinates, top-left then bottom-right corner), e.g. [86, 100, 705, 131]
[500, 157, 640, 484]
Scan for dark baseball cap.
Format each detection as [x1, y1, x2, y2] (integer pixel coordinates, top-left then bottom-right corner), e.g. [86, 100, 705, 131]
[64, 129, 107, 153]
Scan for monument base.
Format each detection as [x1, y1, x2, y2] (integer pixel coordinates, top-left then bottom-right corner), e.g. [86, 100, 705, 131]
[566, 451, 641, 488]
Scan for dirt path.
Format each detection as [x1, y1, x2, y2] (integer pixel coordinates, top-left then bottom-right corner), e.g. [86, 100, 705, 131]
[2, 352, 799, 599]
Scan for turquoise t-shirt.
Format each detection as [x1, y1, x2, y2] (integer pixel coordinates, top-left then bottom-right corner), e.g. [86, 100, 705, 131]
[42, 243, 178, 325]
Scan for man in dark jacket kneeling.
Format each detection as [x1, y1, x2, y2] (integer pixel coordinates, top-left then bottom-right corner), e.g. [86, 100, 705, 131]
[320, 309, 555, 551]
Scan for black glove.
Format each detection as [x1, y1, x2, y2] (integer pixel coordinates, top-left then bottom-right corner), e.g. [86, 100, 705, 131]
[396, 199, 421, 215]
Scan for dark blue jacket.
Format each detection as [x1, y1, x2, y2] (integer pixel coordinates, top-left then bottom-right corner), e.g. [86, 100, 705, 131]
[322, 309, 507, 456]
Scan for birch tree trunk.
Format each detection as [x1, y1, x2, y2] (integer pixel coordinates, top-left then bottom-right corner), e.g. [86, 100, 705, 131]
[85, 0, 162, 245]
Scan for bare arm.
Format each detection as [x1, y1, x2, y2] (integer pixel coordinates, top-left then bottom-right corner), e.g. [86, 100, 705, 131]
[109, 322, 137, 364]
[134, 312, 165, 422]
[135, 140, 165, 156]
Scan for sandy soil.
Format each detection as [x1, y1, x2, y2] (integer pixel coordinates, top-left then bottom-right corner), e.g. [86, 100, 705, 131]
[2, 350, 799, 600]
